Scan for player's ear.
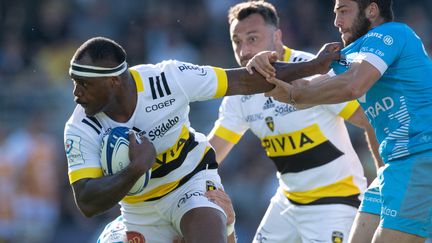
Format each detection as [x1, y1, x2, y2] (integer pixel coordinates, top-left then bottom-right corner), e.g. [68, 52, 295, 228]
[274, 29, 282, 43]
[366, 2, 379, 19]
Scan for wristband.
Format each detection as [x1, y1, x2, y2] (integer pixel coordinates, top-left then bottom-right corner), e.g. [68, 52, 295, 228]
[226, 219, 235, 236]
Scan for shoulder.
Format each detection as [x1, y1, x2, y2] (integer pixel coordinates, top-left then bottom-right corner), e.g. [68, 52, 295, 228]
[64, 106, 104, 138]
[363, 22, 408, 41]
[289, 49, 315, 62]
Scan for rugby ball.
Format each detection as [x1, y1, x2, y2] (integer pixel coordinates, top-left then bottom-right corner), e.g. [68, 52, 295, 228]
[100, 127, 151, 196]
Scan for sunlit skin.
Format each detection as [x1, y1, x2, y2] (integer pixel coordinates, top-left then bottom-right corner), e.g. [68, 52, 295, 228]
[230, 13, 284, 67]
[334, 0, 372, 46]
[71, 54, 137, 122]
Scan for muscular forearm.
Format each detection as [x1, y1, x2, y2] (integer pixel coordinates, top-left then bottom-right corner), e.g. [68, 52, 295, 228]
[295, 74, 356, 104]
[225, 60, 326, 96]
[72, 165, 145, 217]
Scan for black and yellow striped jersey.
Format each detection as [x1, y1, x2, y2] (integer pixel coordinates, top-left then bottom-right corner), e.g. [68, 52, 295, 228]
[210, 47, 367, 207]
[64, 60, 227, 207]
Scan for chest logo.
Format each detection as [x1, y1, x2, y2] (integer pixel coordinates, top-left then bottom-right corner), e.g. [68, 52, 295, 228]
[265, 116, 274, 132]
[263, 97, 275, 110]
[332, 231, 344, 243]
[149, 72, 171, 100]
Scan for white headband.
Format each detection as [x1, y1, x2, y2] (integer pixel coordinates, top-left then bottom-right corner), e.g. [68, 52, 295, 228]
[69, 61, 128, 77]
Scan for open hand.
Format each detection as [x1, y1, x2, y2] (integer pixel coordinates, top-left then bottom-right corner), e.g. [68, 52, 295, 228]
[205, 188, 235, 225]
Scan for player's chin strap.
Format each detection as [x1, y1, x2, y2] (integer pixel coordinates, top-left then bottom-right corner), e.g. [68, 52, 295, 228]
[69, 60, 128, 77]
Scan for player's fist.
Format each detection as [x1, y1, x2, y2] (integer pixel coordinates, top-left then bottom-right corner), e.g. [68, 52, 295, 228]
[313, 42, 342, 74]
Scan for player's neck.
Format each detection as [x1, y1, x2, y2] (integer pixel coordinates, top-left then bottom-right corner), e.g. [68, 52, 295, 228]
[370, 16, 388, 29]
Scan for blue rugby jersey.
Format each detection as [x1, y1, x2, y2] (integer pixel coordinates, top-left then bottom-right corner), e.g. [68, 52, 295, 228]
[331, 22, 432, 162]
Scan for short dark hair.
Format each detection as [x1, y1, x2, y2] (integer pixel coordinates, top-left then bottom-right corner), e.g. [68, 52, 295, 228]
[72, 37, 127, 65]
[228, 1, 279, 28]
[353, 0, 394, 21]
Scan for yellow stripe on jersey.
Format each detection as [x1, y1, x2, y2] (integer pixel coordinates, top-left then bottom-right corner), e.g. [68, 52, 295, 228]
[212, 67, 228, 98]
[152, 125, 190, 171]
[68, 167, 103, 184]
[123, 146, 214, 204]
[262, 124, 327, 156]
[123, 178, 181, 203]
[338, 100, 359, 119]
[129, 68, 144, 92]
[211, 125, 242, 144]
[283, 175, 361, 204]
[283, 46, 292, 62]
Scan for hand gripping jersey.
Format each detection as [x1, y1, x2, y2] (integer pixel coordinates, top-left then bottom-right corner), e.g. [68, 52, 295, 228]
[211, 47, 367, 207]
[331, 22, 432, 162]
[64, 60, 228, 208]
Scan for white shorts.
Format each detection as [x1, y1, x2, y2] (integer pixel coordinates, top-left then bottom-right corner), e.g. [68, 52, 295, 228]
[98, 169, 225, 243]
[253, 188, 357, 243]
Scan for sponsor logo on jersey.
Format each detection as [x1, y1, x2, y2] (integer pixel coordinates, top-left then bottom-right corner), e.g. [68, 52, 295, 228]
[177, 191, 204, 207]
[149, 72, 171, 100]
[145, 98, 175, 112]
[364, 96, 395, 119]
[206, 180, 216, 191]
[365, 32, 383, 39]
[177, 63, 208, 76]
[332, 231, 344, 243]
[363, 195, 382, 204]
[65, 135, 85, 166]
[153, 125, 190, 167]
[274, 104, 296, 116]
[265, 116, 274, 132]
[263, 97, 275, 110]
[126, 231, 145, 243]
[262, 124, 327, 156]
[245, 112, 264, 122]
[142, 116, 180, 141]
[241, 95, 253, 103]
[382, 206, 398, 217]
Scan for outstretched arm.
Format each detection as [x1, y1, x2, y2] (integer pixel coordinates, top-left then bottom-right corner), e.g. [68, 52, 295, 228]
[224, 42, 341, 96]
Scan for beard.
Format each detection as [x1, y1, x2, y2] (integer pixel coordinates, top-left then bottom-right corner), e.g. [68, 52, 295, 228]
[344, 11, 372, 46]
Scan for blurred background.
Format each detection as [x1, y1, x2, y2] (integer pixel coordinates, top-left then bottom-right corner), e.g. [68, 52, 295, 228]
[0, 0, 431, 242]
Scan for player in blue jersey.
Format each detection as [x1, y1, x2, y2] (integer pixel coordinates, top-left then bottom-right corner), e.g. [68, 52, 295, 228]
[245, 0, 432, 242]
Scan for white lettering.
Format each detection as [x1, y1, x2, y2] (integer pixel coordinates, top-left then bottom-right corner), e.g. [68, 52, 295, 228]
[364, 97, 394, 119]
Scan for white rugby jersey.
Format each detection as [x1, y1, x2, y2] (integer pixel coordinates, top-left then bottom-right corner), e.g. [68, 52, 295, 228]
[64, 60, 228, 206]
[210, 47, 367, 207]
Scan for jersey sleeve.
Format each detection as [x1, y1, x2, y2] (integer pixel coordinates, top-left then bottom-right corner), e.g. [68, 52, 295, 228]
[208, 96, 249, 144]
[324, 100, 360, 120]
[64, 113, 104, 184]
[162, 60, 228, 102]
[354, 25, 406, 75]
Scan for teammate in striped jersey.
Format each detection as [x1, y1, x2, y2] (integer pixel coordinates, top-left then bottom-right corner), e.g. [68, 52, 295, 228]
[63, 36, 338, 242]
[208, 2, 381, 243]
[250, 0, 432, 242]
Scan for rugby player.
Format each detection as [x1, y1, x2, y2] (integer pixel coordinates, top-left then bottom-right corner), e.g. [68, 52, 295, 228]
[208, 2, 381, 242]
[64, 36, 339, 242]
[250, 0, 432, 242]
